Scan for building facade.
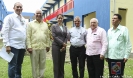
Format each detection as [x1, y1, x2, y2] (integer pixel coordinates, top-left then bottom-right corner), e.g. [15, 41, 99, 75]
[41, 0, 110, 31]
[0, 0, 8, 30]
[41, 0, 133, 51]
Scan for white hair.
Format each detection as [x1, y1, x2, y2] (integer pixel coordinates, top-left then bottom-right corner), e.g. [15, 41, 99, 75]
[35, 9, 43, 15]
[74, 16, 81, 21]
[90, 18, 98, 23]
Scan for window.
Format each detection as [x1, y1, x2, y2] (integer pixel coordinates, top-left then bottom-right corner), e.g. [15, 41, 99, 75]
[83, 12, 96, 29]
[118, 8, 127, 26]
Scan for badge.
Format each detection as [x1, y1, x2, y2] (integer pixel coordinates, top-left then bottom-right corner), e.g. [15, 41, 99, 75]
[111, 62, 121, 74]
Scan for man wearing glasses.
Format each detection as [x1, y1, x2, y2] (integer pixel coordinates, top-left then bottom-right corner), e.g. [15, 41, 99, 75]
[1, 2, 26, 78]
[68, 16, 87, 78]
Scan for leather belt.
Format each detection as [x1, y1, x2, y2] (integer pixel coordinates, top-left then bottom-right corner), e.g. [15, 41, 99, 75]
[71, 45, 84, 48]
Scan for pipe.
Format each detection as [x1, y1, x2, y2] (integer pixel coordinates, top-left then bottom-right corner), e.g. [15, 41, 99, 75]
[113, 0, 115, 14]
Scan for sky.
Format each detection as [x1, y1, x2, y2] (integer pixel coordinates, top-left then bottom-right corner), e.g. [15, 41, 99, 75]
[3, 0, 46, 13]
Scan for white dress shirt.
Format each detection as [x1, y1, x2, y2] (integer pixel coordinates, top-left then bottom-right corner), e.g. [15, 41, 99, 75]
[1, 12, 26, 49]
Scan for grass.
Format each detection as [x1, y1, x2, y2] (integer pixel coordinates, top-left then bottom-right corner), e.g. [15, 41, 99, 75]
[0, 41, 133, 78]
[0, 56, 87, 78]
[0, 56, 133, 78]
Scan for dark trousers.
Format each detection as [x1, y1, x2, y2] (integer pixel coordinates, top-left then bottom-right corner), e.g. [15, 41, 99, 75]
[52, 45, 66, 78]
[108, 59, 125, 78]
[69, 45, 86, 78]
[87, 55, 104, 78]
[8, 47, 25, 78]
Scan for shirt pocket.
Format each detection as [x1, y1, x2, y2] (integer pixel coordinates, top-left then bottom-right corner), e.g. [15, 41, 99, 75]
[71, 32, 77, 38]
[117, 34, 123, 41]
[93, 34, 100, 42]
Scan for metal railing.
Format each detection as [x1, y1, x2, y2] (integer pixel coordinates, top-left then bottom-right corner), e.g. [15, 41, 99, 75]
[44, 0, 74, 22]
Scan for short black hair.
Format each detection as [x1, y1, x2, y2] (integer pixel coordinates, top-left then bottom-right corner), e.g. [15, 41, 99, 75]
[114, 14, 122, 21]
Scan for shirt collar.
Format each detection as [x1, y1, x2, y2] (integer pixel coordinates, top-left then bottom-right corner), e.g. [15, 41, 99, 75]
[117, 25, 121, 30]
[56, 23, 64, 27]
[75, 26, 81, 29]
[13, 12, 22, 18]
[91, 26, 98, 33]
[111, 24, 121, 31]
[34, 19, 43, 23]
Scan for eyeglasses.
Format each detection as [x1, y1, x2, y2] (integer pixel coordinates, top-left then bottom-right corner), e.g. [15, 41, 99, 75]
[16, 6, 22, 9]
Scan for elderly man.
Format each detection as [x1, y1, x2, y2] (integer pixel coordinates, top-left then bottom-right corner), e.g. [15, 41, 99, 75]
[1, 2, 26, 78]
[86, 18, 108, 78]
[26, 9, 50, 78]
[105, 14, 132, 78]
[68, 16, 87, 78]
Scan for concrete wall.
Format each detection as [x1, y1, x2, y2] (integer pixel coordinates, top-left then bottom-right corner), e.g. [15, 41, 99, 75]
[54, 3, 58, 11]
[66, 21, 73, 30]
[60, 0, 64, 7]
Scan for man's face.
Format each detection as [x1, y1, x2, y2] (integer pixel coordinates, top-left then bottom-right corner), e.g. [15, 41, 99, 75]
[74, 18, 81, 27]
[13, 3, 23, 15]
[35, 11, 42, 20]
[112, 15, 120, 26]
[90, 19, 98, 30]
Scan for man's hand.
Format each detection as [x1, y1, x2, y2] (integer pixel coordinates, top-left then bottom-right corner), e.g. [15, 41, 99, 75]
[105, 58, 108, 62]
[100, 55, 104, 60]
[124, 58, 128, 63]
[63, 43, 67, 47]
[46, 47, 50, 52]
[62, 47, 66, 51]
[6, 46, 11, 54]
[60, 47, 66, 52]
[27, 48, 32, 54]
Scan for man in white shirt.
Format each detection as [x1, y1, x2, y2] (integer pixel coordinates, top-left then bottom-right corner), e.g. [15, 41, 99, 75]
[1, 2, 26, 78]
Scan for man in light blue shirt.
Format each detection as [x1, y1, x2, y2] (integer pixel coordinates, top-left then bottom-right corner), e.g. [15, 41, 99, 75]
[68, 16, 87, 78]
[105, 14, 132, 78]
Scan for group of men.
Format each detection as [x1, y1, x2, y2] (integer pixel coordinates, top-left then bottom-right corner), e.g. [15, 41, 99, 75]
[68, 15, 132, 78]
[1, 1, 132, 78]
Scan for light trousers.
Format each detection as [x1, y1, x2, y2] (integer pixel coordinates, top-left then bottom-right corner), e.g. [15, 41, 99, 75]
[30, 49, 46, 78]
